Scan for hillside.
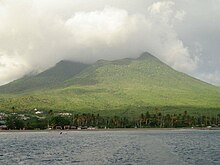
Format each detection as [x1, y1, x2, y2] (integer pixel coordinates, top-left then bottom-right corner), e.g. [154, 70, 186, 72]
[0, 61, 89, 93]
[0, 52, 220, 117]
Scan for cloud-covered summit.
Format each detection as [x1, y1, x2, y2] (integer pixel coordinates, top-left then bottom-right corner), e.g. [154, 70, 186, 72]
[0, 0, 219, 86]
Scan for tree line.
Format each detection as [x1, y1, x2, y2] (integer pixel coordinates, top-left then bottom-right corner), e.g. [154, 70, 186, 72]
[4, 111, 220, 130]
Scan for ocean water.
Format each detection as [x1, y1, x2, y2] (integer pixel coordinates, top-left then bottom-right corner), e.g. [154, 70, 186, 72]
[0, 130, 219, 165]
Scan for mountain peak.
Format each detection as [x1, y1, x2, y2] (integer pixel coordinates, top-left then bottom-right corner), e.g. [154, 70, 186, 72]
[137, 52, 158, 60]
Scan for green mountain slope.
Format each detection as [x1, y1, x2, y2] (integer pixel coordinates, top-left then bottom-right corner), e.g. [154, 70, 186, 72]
[0, 52, 220, 117]
[0, 61, 89, 93]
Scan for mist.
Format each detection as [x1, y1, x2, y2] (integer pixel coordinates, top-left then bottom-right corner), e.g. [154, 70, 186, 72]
[0, 0, 219, 86]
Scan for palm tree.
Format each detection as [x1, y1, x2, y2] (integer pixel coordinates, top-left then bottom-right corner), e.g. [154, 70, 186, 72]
[47, 110, 53, 129]
[145, 111, 150, 127]
[139, 113, 145, 128]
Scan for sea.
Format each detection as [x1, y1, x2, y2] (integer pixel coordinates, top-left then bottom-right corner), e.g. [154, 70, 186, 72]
[0, 129, 219, 165]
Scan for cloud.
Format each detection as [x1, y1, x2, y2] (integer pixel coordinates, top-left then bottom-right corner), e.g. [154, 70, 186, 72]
[148, 1, 174, 16]
[198, 71, 220, 87]
[0, 1, 198, 85]
[0, 52, 31, 85]
[146, 1, 197, 71]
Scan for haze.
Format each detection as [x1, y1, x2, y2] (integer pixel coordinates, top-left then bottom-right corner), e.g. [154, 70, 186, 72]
[0, 0, 219, 86]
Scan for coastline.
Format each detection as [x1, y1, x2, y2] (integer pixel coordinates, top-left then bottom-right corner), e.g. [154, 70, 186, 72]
[1, 127, 220, 133]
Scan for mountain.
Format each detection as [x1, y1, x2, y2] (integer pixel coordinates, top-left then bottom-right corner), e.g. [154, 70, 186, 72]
[0, 52, 220, 117]
[0, 61, 89, 93]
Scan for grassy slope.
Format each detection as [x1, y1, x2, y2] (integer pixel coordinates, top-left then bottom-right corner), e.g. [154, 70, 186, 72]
[0, 53, 220, 117]
[0, 61, 89, 93]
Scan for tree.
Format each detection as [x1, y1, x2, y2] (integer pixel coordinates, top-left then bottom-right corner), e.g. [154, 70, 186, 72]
[25, 117, 47, 130]
[47, 110, 54, 128]
[50, 115, 71, 128]
[6, 114, 24, 130]
[145, 111, 150, 127]
[11, 106, 15, 113]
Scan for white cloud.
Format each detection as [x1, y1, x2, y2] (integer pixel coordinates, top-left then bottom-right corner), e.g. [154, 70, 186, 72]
[148, 1, 174, 15]
[175, 10, 186, 21]
[0, 52, 30, 85]
[146, 1, 197, 71]
[0, 1, 199, 85]
[198, 71, 220, 86]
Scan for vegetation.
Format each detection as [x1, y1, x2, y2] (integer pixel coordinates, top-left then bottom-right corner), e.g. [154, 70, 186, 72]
[0, 52, 220, 118]
[0, 61, 89, 93]
[2, 111, 220, 130]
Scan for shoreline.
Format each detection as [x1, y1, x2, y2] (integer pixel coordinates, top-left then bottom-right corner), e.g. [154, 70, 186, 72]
[1, 127, 220, 133]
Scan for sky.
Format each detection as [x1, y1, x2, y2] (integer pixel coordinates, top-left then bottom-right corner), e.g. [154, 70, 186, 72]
[0, 0, 219, 86]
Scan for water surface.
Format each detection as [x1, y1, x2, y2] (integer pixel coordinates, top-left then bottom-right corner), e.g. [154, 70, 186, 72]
[0, 130, 219, 164]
